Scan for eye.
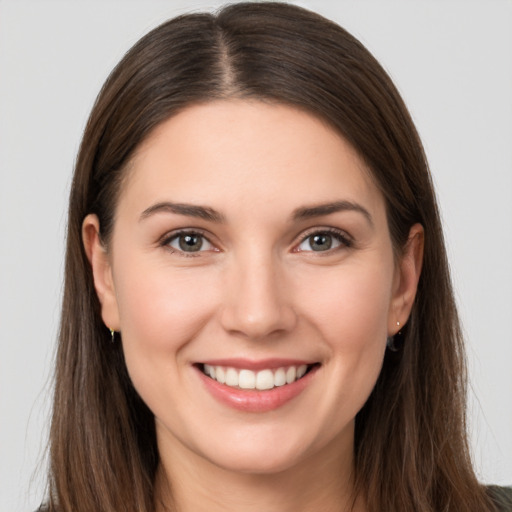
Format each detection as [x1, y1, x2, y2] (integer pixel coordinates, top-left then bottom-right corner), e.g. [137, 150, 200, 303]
[295, 229, 352, 252]
[164, 231, 215, 254]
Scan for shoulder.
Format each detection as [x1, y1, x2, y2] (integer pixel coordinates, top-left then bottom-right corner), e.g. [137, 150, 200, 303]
[487, 485, 512, 511]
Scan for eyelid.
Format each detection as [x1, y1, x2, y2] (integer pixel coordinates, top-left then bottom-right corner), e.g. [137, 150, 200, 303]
[159, 228, 219, 256]
[293, 226, 353, 253]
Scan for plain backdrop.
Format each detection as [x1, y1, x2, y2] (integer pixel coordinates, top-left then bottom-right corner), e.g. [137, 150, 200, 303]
[0, 1, 511, 510]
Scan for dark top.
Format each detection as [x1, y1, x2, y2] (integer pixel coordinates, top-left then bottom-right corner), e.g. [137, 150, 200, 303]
[488, 485, 512, 511]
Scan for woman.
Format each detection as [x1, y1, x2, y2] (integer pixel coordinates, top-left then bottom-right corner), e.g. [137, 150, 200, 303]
[42, 2, 511, 511]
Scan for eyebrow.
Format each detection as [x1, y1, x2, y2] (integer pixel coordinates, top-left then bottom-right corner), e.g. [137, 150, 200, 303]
[139, 202, 226, 223]
[292, 200, 373, 227]
[139, 199, 373, 226]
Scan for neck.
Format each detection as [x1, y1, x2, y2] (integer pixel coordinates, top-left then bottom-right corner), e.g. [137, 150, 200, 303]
[154, 427, 364, 512]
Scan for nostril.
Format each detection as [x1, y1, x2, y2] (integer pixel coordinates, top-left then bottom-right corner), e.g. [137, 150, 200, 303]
[219, 305, 298, 341]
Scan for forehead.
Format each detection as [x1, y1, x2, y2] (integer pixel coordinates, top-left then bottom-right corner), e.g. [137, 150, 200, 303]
[120, 100, 385, 222]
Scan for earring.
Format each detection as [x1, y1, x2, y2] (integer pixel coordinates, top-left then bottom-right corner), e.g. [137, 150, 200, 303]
[386, 321, 402, 352]
[109, 328, 116, 343]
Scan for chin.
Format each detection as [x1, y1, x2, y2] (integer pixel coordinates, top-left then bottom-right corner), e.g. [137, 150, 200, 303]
[205, 445, 305, 475]
[190, 422, 330, 476]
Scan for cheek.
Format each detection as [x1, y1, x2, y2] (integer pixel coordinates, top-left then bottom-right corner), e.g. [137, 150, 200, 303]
[116, 264, 218, 344]
[294, 259, 393, 422]
[298, 260, 393, 346]
[112, 259, 220, 391]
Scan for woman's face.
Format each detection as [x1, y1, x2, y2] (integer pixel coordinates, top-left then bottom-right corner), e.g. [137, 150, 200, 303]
[85, 100, 421, 475]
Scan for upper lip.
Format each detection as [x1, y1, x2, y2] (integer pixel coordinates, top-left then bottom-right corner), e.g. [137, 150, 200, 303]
[197, 358, 318, 371]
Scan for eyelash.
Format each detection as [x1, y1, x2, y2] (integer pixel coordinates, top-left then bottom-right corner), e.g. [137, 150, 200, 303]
[159, 227, 353, 257]
[160, 229, 214, 258]
[294, 227, 353, 253]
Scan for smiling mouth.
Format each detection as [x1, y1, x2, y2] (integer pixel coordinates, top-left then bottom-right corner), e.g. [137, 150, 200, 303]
[198, 363, 319, 391]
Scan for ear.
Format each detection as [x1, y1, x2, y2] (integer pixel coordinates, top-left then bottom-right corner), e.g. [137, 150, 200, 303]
[82, 214, 120, 331]
[388, 223, 424, 335]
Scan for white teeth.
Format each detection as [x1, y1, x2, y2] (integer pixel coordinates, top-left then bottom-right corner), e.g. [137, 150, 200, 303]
[285, 366, 296, 384]
[202, 364, 312, 390]
[297, 364, 307, 379]
[204, 364, 215, 379]
[239, 369, 256, 389]
[256, 369, 274, 390]
[216, 366, 226, 384]
[225, 367, 239, 387]
[274, 368, 286, 387]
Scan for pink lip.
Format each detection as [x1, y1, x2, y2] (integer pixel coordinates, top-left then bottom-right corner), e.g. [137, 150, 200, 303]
[199, 358, 314, 371]
[195, 364, 319, 413]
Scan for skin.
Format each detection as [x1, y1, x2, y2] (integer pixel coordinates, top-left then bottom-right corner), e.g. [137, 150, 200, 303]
[83, 100, 423, 512]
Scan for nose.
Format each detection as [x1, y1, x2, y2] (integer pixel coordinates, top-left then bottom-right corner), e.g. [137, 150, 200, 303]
[219, 251, 297, 340]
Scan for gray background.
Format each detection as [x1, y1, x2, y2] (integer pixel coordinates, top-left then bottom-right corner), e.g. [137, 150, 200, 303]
[1, 1, 511, 510]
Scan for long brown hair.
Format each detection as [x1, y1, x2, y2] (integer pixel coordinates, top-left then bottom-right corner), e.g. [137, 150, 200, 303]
[47, 3, 496, 511]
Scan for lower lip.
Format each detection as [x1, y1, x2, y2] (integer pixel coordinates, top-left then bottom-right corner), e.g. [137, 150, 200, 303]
[196, 365, 319, 413]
